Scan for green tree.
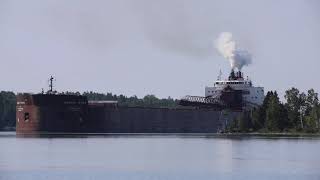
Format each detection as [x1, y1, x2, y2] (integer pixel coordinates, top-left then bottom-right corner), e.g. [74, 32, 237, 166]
[251, 107, 261, 130]
[278, 103, 289, 131]
[143, 95, 158, 107]
[306, 89, 319, 109]
[0, 91, 16, 128]
[285, 88, 305, 129]
[251, 91, 273, 130]
[304, 105, 319, 132]
[265, 91, 282, 131]
[302, 89, 319, 132]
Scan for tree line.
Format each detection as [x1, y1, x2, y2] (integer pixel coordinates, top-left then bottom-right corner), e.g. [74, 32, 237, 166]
[227, 88, 320, 133]
[0, 91, 16, 129]
[83, 92, 179, 108]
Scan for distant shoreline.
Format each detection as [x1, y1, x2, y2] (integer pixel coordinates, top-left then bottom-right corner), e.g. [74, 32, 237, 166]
[0, 127, 15, 132]
[1, 130, 319, 138]
[216, 132, 320, 138]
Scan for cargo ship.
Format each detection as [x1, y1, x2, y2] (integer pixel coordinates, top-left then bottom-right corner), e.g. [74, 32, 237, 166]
[16, 69, 264, 134]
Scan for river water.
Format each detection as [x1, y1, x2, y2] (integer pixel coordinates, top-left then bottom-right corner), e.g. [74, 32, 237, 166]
[0, 132, 319, 180]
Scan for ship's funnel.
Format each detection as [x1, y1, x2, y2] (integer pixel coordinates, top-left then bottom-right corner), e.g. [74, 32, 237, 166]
[237, 71, 242, 79]
[228, 70, 243, 80]
[228, 69, 236, 80]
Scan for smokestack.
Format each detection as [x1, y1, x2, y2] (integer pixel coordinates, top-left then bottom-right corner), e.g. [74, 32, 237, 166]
[237, 71, 242, 79]
[229, 69, 236, 80]
[215, 32, 252, 71]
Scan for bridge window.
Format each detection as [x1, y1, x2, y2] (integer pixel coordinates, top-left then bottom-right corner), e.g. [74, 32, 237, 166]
[24, 112, 30, 122]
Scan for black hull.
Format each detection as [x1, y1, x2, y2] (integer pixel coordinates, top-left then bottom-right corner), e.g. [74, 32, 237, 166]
[16, 94, 241, 134]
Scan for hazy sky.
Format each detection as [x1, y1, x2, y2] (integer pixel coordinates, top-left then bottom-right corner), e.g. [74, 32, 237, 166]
[0, 0, 319, 99]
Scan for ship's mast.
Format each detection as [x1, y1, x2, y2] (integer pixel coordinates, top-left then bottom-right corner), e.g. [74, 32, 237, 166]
[47, 76, 56, 94]
[49, 76, 54, 92]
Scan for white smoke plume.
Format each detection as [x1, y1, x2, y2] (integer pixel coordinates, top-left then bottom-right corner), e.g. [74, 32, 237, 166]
[215, 32, 252, 71]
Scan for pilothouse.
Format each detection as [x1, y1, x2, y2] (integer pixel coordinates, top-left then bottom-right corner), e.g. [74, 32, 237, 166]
[205, 69, 264, 107]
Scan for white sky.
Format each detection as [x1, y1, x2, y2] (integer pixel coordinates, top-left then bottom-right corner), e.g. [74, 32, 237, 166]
[0, 0, 319, 99]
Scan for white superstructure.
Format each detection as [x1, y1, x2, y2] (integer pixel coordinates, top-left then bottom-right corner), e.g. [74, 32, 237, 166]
[205, 70, 264, 106]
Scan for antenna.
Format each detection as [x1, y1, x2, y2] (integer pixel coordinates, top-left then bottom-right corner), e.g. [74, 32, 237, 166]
[49, 76, 54, 92]
[47, 76, 56, 94]
[217, 69, 222, 80]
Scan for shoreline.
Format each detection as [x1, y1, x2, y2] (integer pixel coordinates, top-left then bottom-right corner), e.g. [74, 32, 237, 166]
[1, 130, 320, 138]
[216, 132, 320, 138]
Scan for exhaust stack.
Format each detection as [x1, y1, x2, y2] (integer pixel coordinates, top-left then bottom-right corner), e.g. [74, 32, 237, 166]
[228, 70, 243, 80]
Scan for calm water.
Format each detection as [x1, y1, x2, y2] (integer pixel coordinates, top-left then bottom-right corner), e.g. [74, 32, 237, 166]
[0, 132, 320, 180]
